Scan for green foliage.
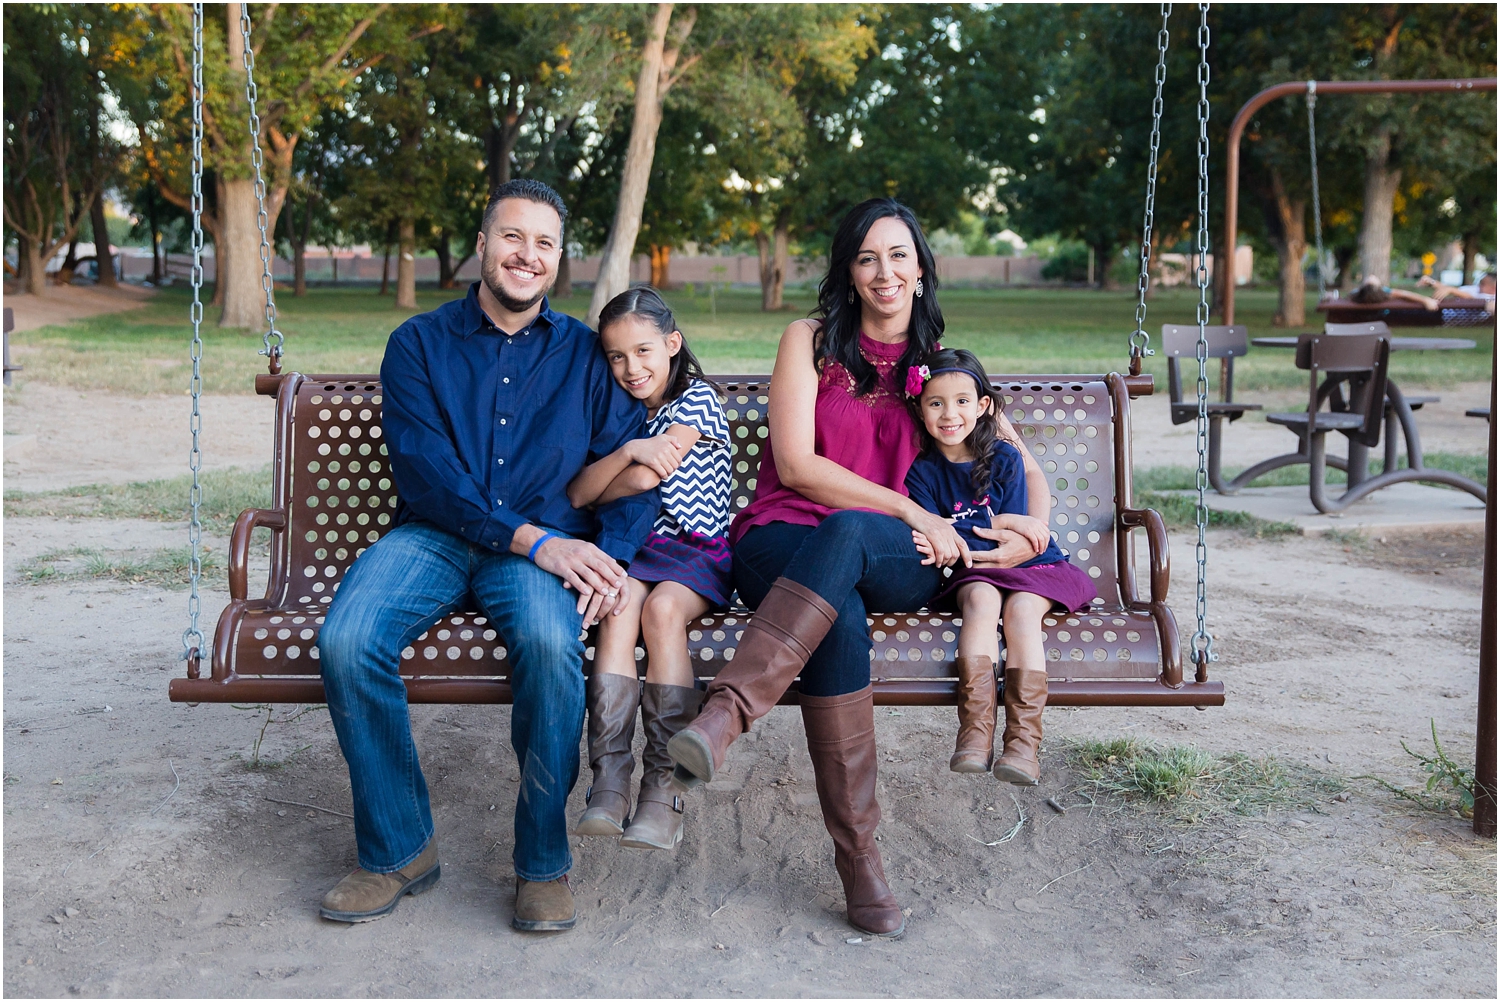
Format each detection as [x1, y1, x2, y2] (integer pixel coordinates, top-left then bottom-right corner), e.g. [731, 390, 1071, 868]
[1041, 242, 1091, 283]
[1361, 720, 1478, 819]
[1136, 452, 1489, 493]
[1067, 737, 1347, 823]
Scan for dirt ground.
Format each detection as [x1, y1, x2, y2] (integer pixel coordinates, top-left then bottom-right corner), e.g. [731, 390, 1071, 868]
[3, 285, 157, 334]
[2, 330, 1495, 997]
[2, 508, 1494, 995]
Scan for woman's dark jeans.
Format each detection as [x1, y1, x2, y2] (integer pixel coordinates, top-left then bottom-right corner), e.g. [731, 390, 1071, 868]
[732, 510, 942, 697]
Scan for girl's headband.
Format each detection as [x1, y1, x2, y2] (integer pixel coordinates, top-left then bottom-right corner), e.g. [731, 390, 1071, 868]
[905, 365, 986, 398]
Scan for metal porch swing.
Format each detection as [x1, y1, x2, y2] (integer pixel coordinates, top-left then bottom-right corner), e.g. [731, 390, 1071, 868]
[170, 3, 1225, 708]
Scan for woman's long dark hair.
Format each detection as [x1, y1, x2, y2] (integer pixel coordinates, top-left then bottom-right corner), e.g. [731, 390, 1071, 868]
[597, 286, 719, 401]
[910, 348, 1017, 498]
[814, 198, 945, 397]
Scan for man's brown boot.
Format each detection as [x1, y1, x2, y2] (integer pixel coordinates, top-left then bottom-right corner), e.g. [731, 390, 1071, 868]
[622, 682, 702, 850]
[319, 839, 440, 923]
[992, 667, 1048, 785]
[513, 875, 576, 932]
[667, 578, 837, 788]
[802, 685, 905, 939]
[576, 673, 639, 836]
[949, 655, 997, 773]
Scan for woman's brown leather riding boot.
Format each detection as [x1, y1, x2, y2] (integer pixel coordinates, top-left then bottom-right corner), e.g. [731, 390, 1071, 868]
[621, 682, 703, 850]
[949, 655, 997, 773]
[991, 667, 1047, 786]
[575, 673, 640, 836]
[667, 578, 837, 787]
[801, 685, 905, 939]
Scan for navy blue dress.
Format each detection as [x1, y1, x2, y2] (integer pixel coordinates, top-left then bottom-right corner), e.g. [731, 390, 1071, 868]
[904, 442, 1098, 613]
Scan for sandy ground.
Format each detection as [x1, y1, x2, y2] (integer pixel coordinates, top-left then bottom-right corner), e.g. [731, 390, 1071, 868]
[2, 507, 1493, 997]
[3, 285, 157, 334]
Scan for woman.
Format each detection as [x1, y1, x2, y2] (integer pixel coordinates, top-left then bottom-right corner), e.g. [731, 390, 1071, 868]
[667, 198, 1039, 938]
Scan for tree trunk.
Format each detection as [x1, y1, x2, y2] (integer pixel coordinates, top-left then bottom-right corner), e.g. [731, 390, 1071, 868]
[1092, 240, 1113, 289]
[148, 188, 163, 285]
[1463, 231, 1479, 285]
[755, 230, 774, 309]
[771, 211, 790, 309]
[396, 217, 417, 309]
[90, 191, 116, 288]
[293, 196, 310, 297]
[1356, 128, 1401, 285]
[217, 177, 267, 327]
[649, 244, 671, 288]
[218, 5, 285, 325]
[555, 251, 572, 299]
[434, 230, 455, 289]
[23, 239, 46, 296]
[1263, 169, 1307, 327]
[587, 3, 694, 327]
[379, 242, 391, 295]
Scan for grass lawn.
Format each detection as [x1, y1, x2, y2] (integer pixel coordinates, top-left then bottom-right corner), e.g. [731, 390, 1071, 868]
[8, 282, 1493, 396]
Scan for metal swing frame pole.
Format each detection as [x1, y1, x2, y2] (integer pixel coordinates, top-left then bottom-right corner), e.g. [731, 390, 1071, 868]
[1220, 77, 1496, 326]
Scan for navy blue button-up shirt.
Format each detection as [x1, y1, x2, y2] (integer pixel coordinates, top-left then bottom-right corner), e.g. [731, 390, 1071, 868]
[380, 283, 656, 564]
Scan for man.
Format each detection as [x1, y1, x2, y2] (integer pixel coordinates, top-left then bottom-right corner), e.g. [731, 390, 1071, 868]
[316, 179, 655, 932]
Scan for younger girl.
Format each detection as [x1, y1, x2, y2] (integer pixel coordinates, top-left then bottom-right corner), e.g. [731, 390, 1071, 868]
[903, 349, 1097, 785]
[566, 288, 732, 849]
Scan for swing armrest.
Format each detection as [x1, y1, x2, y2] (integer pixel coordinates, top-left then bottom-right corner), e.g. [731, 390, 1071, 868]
[1118, 506, 1170, 605]
[229, 508, 287, 601]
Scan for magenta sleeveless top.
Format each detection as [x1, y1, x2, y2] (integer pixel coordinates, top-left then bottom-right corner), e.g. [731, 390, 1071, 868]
[729, 332, 921, 546]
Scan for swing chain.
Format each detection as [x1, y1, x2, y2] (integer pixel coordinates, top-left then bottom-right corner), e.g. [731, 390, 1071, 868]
[238, 6, 283, 372]
[1191, 2, 1216, 667]
[182, 2, 206, 673]
[1305, 81, 1328, 301]
[1128, 3, 1172, 377]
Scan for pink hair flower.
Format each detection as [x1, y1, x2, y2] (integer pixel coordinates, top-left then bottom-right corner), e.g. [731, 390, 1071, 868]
[905, 364, 930, 397]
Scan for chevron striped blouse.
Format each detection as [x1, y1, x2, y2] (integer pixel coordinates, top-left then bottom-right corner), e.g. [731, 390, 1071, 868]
[647, 379, 732, 539]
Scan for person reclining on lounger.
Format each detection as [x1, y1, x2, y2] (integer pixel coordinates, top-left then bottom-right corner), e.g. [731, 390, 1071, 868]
[314, 179, 656, 933]
[1419, 271, 1497, 314]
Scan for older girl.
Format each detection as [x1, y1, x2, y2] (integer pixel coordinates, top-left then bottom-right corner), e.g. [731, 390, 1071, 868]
[567, 288, 731, 851]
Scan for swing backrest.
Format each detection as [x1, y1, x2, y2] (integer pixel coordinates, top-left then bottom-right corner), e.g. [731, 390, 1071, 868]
[195, 369, 1210, 706]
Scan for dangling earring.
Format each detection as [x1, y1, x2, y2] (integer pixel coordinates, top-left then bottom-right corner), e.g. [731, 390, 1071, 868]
[847, 289, 855, 305]
[915, 278, 924, 298]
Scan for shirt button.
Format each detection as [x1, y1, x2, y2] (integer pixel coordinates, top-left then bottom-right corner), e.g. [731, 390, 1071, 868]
[497, 458, 504, 465]
[500, 418, 507, 425]
[495, 500, 503, 507]
[503, 377, 510, 384]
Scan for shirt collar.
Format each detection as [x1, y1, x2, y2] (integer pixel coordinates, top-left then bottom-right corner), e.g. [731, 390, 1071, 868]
[459, 282, 559, 339]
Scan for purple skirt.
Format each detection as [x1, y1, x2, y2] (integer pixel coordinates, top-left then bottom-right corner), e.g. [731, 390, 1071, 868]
[630, 531, 735, 609]
[932, 559, 1098, 614]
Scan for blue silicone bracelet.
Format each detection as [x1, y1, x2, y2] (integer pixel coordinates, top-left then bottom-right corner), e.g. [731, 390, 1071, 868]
[527, 532, 556, 562]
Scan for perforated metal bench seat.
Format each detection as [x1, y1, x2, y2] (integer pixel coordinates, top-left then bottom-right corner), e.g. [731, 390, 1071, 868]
[169, 372, 1223, 708]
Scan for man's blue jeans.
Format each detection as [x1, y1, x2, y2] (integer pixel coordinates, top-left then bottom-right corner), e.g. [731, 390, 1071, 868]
[319, 521, 585, 881]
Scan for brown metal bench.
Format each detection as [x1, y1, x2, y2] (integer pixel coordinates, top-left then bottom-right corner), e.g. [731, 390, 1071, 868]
[167, 371, 1224, 708]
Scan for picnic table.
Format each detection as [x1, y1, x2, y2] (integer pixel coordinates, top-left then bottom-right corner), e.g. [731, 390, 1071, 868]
[1251, 335, 1477, 485]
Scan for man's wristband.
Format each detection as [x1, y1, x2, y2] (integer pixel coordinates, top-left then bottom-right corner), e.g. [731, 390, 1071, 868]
[527, 532, 558, 562]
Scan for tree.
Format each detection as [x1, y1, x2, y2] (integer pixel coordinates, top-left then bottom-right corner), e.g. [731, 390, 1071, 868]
[705, 4, 875, 309]
[106, 3, 406, 325]
[587, 3, 699, 325]
[998, 6, 1209, 291]
[337, 6, 476, 309]
[3, 5, 105, 295]
[1335, 5, 1496, 284]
